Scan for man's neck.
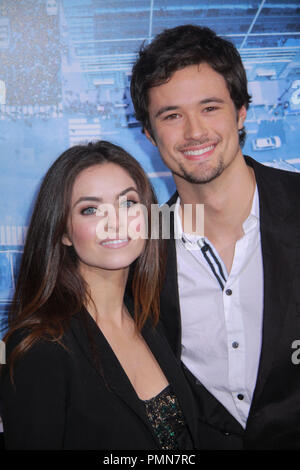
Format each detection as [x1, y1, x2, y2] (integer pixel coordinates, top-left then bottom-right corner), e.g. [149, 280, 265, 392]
[176, 155, 256, 272]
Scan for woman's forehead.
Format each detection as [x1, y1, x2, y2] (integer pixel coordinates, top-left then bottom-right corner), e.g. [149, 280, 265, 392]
[71, 163, 138, 202]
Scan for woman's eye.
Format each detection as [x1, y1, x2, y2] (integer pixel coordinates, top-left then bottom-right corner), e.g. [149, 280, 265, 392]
[81, 207, 97, 215]
[120, 199, 137, 208]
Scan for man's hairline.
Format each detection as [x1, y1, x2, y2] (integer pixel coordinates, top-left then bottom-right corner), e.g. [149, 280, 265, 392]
[141, 61, 247, 142]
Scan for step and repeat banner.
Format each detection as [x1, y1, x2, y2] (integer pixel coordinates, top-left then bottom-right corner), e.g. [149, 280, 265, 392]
[0, 0, 299, 334]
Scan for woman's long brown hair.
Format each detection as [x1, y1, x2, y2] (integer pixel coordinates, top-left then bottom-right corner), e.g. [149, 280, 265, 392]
[3, 140, 165, 379]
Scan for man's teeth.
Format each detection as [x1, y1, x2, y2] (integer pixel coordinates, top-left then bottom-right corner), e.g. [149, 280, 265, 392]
[102, 239, 128, 246]
[183, 145, 214, 156]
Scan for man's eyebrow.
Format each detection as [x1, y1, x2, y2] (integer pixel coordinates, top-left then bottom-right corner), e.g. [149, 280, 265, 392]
[155, 106, 179, 119]
[200, 97, 225, 105]
[154, 97, 225, 119]
[73, 187, 139, 208]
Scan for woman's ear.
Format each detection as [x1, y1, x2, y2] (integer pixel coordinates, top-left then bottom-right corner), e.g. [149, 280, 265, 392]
[62, 234, 72, 246]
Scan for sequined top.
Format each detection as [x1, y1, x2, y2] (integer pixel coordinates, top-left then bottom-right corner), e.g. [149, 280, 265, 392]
[142, 385, 188, 450]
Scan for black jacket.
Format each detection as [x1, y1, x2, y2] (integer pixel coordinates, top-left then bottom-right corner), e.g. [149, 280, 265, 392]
[1, 304, 197, 450]
[160, 156, 300, 450]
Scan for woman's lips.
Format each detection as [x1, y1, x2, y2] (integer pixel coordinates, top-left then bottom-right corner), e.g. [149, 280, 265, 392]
[100, 238, 130, 248]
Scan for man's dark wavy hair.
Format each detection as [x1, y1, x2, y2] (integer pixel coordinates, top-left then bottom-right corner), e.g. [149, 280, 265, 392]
[130, 24, 251, 146]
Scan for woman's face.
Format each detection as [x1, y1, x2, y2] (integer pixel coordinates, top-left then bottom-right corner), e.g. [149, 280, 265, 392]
[62, 162, 146, 275]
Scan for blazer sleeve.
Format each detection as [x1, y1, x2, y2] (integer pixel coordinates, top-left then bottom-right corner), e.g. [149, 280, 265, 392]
[1, 333, 69, 450]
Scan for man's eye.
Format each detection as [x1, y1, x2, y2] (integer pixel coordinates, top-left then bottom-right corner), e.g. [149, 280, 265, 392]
[81, 207, 97, 215]
[204, 106, 217, 112]
[165, 113, 180, 120]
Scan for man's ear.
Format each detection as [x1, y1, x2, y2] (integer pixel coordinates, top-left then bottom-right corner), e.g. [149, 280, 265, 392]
[62, 234, 72, 246]
[144, 128, 157, 146]
[237, 105, 247, 130]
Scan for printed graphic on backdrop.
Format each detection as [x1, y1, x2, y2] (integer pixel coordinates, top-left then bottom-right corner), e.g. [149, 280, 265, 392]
[0, 0, 299, 335]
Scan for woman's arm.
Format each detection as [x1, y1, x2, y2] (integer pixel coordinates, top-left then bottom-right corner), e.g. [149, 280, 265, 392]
[1, 335, 69, 449]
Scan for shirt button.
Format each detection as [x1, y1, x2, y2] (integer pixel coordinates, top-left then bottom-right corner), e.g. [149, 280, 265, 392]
[237, 394, 244, 400]
[225, 289, 232, 296]
[232, 341, 239, 349]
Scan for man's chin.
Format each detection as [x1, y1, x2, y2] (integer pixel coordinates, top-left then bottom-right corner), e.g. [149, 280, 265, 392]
[173, 163, 224, 185]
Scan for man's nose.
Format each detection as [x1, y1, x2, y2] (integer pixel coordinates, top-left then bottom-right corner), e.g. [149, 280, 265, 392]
[184, 114, 208, 141]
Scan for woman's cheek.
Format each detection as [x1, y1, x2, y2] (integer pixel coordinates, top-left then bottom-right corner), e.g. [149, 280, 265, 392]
[128, 213, 147, 240]
[73, 219, 98, 243]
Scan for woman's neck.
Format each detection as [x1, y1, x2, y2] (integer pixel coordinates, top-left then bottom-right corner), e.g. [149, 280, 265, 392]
[79, 264, 129, 328]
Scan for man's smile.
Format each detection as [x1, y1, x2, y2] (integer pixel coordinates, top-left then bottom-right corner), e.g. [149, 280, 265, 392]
[180, 143, 217, 161]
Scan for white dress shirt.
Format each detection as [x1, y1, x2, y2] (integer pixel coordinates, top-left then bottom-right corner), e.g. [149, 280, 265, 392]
[174, 187, 264, 428]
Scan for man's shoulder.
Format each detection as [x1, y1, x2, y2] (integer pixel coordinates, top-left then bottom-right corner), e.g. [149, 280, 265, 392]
[246, 155, 300, 195]
[246, 155, 300, 180]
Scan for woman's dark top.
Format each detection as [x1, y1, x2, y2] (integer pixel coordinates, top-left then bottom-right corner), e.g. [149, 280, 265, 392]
[142, 385, 189, 450]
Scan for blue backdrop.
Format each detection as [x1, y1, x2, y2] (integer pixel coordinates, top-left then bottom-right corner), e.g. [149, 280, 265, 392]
[0, 0, 300, 335]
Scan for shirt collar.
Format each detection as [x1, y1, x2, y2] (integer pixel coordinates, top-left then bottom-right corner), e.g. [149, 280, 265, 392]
[243, 185, 259, 233]
[175, 185, 260, 245]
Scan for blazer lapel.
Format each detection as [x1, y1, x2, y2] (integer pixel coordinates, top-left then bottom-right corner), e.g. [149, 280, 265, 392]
[162, 158, 300, 432]
[126, 293, 197, 445]
[142, 319, 197, 445]
[246, 157, 300, 415]
[69, 304, 196, 447]
[160, 194, 182, 359]
[69, 308, 157, 441]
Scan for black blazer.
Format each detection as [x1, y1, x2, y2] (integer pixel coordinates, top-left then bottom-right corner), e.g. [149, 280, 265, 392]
[0, 303, 197, 450]
[160, 156, 300, 450]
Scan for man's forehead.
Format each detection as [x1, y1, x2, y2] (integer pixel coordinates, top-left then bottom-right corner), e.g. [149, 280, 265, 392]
[148, 68, 229, 107]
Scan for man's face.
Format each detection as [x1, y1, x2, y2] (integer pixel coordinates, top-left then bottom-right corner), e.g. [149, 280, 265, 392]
[145, 63, 247, 186]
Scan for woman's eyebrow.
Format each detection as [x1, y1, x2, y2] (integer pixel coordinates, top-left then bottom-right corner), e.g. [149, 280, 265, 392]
[118, 187, 139, 197]
[73, 188, 139, 208]
[73, 196, 102, 208]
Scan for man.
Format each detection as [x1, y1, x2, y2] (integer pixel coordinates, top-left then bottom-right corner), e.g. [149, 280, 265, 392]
[130, 24, 300, 449]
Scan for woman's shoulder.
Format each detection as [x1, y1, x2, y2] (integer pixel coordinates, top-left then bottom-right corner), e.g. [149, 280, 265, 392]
[4, 324, 74, 369]
[1, 326, 75, 394]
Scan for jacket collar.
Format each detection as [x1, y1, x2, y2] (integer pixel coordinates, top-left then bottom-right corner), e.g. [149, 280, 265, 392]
[69, 305, 159, 445]
[69, 300, 197, 448]
[164, 155, 300, 423]
[244, 156, 300, 419]
[245, 155, 300, 240]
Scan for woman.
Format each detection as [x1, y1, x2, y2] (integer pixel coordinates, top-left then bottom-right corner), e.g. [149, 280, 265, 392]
[0, 141, 197, 450]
